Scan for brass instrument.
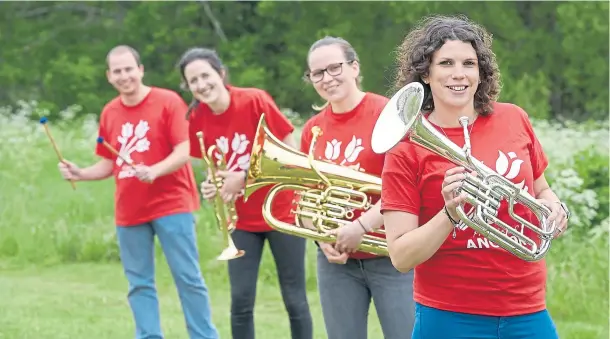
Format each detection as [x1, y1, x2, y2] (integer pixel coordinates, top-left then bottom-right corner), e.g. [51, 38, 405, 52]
[370, 82, 556, 262]
[196, 131, 245, 261]
[244, 114, 388, 256]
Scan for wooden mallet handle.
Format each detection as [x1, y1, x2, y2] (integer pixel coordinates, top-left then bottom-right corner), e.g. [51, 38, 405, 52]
[96, 137, 137, 170]
[39, 116, 76, 190]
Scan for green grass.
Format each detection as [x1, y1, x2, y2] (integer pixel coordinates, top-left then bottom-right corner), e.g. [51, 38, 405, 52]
[0, 234, 608, 338]
[0, 112, 608, 338]
[0, 246, 386, 339]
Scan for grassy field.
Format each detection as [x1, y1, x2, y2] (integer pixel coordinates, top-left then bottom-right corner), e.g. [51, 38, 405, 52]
[0, 109, 608, 338]
[0, 221, 608, 339]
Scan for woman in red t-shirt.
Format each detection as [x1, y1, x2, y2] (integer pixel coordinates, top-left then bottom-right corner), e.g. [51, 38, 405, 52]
[300, 36, 415, 339]
[378, 15, 569, 339]
[177, 47, 313, 339]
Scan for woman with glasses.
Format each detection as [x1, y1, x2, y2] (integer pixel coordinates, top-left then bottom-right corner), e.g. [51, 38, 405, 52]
[299, 36, 415, 339]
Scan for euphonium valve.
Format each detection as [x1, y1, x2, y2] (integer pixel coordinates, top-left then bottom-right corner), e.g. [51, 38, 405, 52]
[244, 114, 388, 256]
[196, 131, 245, 261]
[370, 82, 556, 262]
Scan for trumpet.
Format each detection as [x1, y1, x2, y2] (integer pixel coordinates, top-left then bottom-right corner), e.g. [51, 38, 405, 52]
[370, 82, 555, 262]
[196, 131, 245, 261]
[244, 114, 388, 256]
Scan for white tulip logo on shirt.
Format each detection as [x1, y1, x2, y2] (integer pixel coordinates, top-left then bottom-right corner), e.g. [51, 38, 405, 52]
[323, 136, 365, 167]
[213, 132, 251, 172]
[116, 120, 150, 167]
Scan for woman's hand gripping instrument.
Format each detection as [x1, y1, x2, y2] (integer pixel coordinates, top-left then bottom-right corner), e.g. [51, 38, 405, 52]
[196, 131, 245, 261]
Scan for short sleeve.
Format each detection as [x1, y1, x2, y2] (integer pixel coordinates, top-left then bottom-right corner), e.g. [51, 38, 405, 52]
[516, 105, 549, 180]
[95, 109, 113, 160]
[380, 143, 421, 215]
[165, 92, 190, 147]
[299, 119, 314, 154]
[256, 91, 294, 141]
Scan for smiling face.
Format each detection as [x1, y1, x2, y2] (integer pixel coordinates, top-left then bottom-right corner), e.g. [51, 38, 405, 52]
[182, 58, 226, 105]
[106, 51, 144, 95]
[307, 44, 360, 104]
[424, 40, 480, 113]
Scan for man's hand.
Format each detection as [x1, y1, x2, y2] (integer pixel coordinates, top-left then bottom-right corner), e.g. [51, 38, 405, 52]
[134, 164, 158, 183]
[58, 160, 82, 181]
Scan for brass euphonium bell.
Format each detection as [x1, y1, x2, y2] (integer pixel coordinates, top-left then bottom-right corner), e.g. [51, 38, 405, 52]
[370, 82, 556, 262]
[243, 114, 388, 256]
[196, 131, 245, 261]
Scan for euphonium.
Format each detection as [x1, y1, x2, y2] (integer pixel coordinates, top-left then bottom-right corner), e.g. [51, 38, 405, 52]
[370, 82, 556, 262]
[244, 114, 388, 256]
[196, 131, 245, 261]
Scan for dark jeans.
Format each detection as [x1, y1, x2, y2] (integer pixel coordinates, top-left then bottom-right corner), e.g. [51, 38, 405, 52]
[227, 229, 313, 339]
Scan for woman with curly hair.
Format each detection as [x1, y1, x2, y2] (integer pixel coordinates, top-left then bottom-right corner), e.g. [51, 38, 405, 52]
[377, 15, 570, 339]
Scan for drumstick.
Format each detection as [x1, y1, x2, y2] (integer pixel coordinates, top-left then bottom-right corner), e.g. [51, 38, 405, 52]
[96, 136, 137, 170]
[39, 116, 76, 190]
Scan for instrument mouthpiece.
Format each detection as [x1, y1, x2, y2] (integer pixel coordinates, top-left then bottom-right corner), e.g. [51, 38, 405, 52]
[39, 116, 48, 124]
[96, 136, 104, 144]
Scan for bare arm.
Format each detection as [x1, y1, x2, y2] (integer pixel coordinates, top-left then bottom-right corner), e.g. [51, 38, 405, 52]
[384, 210, 454, 273]
[358, 200, 383, 231]
[78, 158, 114, 181]
[151, 141, 191, 178]
[533, 173, 559, 202]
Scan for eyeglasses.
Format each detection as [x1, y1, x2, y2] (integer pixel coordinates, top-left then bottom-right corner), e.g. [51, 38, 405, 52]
[305, 61, 354, 83]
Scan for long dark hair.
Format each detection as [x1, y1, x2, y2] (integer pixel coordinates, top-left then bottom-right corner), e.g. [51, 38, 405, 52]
[176, 47, 227, 119]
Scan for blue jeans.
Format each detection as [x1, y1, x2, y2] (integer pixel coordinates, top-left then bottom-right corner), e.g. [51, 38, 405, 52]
[317, 249, 415, 339]
[228, 229, 312, 339]
[116, 212, 219, 339]
[412, 303, 559, 339]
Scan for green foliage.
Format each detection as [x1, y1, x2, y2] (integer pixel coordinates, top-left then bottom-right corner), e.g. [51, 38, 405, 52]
[0, 2, 607, 121]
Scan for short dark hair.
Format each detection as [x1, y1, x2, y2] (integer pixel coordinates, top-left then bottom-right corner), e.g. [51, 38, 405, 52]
[106, 45, 142, 68]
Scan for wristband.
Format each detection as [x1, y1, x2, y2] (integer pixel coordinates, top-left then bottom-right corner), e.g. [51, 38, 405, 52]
[444, 206, 459, 225]
[356, 218, 368, 232]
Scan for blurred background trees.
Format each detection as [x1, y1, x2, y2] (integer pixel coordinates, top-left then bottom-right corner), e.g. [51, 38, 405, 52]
[0, 1, 607, 122]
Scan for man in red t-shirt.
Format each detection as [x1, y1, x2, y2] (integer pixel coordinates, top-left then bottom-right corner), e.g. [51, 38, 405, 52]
[376, 15, 569, 339]
[57, 45, 219, 339]
[300, 36, 415, 339]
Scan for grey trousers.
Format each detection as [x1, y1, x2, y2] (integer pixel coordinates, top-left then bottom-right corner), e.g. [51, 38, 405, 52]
[317, 249, 416, 339]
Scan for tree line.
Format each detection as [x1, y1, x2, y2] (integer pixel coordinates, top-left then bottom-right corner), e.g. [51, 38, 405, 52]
[1, 1, 608, 122]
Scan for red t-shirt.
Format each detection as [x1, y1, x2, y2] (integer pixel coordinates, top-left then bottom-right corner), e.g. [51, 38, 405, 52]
[380, 102, 549, 316]
[96, 87, 201, 226]
[300, 93, 389, 260]
[189, 85, 295, 233]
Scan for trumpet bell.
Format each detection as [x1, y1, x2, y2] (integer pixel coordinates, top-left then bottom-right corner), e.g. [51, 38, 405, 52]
[217, 237, 246, 261]
[371, 82, 425, 154]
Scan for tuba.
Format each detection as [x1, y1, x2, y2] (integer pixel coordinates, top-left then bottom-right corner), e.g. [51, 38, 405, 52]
[370, 82, 556, 262]
[196, 131, 245, 261]
[243, 114, 388, 256]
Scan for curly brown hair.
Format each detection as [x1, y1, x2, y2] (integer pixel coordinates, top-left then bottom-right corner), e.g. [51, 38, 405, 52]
[394, 15, 501, 115]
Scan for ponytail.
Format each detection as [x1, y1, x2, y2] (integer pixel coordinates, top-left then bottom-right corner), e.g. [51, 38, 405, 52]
[185, 99, 199, 120]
